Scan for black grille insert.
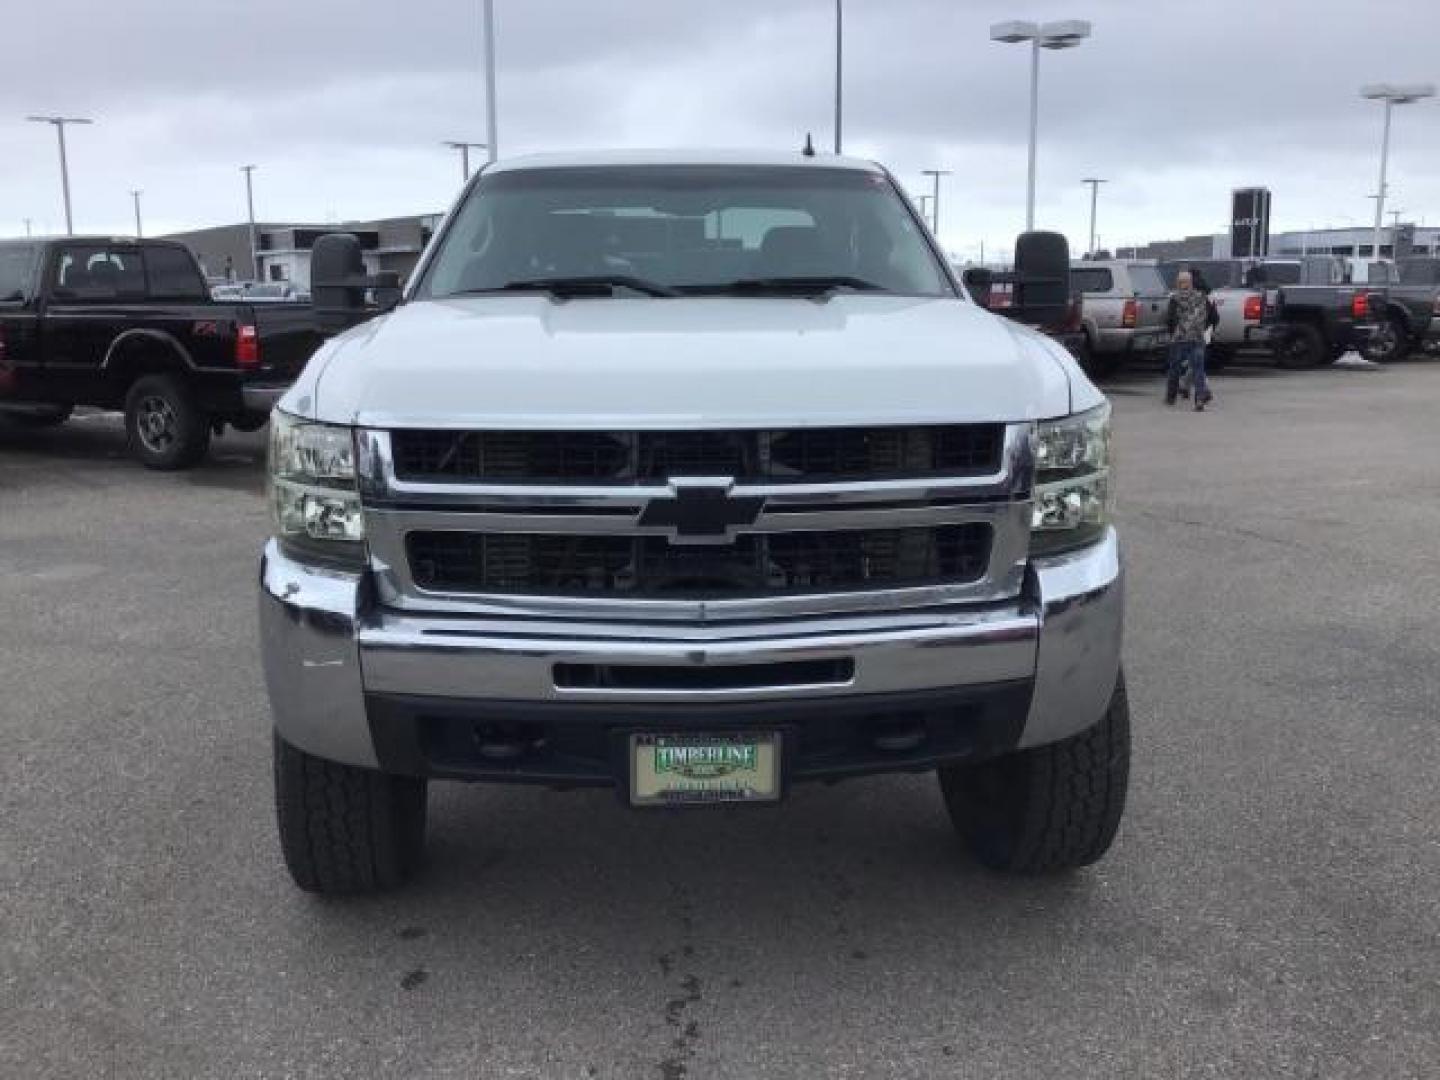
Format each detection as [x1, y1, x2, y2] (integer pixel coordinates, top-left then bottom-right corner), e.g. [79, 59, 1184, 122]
[554, 659, 854, 691]
[390, 426, 1004, 484]
[406, 524, 992, 598]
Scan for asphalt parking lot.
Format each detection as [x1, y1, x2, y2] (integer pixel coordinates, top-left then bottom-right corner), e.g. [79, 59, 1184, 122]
[3, 360, 1438, 1079]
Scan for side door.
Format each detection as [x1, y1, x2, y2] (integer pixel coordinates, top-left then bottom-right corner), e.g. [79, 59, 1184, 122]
[41, 242, 147, 399]
[0, 243, 43, 399]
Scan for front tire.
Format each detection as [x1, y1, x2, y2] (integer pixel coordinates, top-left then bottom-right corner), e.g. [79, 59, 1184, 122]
[274, 733, 429, 895]
[938, 675, 1130, 873]
[124, 373, 211, 469]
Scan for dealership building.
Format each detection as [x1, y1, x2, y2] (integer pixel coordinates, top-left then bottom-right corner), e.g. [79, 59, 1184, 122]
[162, 212, 443, 287]
[1128, 224, 1440, 262]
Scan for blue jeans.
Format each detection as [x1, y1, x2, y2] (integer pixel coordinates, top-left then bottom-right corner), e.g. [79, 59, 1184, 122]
[1167, 340, 1208, 400]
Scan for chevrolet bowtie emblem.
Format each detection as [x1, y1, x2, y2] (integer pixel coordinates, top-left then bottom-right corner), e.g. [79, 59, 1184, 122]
[638, 479, 765, 543]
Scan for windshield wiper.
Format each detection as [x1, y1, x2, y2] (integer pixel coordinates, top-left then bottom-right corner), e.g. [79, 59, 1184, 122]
[691, 275, 886, 297]
[456, 275, 679, 299]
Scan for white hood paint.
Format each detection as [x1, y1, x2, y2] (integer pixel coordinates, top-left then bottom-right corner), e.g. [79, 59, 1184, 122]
[286, 295, 1092, 429]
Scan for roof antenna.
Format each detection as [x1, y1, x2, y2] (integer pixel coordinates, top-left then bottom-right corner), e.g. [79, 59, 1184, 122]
[802, 132, 816, 158]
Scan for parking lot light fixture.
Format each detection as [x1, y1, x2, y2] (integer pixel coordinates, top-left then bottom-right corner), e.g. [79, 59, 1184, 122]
[1082, 178, 1106, 256]
[990, 19, 1092, 231]
[25, 115, 93, 235]
[922, 169, 952, 237]
[1360, 83, 1434, 258]
[483, 0, 499, 162]
[443, 141, 488, 183]
[240, 165, 259, 282]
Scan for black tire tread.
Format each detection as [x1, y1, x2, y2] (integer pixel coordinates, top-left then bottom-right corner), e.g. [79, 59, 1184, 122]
[1276, 323, 1324, 369]
[274, 734, 427, 895]
[942, 677, 1130, 874]
[123, 373, 211, 470]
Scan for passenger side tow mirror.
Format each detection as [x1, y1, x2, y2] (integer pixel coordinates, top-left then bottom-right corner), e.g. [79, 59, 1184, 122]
[961, 266, 994, 308]
[1010, 231, 1071, 326]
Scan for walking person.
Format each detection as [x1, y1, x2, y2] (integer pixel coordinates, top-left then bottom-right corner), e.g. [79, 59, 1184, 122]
[1165, 270, 1219, 410]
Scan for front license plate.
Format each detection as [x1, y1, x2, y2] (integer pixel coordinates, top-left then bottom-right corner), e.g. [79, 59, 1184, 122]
[629, 733, 780, 807]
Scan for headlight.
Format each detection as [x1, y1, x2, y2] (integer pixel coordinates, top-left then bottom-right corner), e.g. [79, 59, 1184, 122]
[268, 411, 364, 564]
[1030, 402, 1112, 556]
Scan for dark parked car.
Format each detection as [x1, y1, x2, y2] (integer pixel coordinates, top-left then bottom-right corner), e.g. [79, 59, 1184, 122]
[0, 237, 323, 468]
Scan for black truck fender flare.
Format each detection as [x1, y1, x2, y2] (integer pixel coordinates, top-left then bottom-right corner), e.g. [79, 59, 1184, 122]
[100, 328, 203, 375]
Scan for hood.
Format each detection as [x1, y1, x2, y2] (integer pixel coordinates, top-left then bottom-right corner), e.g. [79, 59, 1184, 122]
[291, 294, 1084, 429]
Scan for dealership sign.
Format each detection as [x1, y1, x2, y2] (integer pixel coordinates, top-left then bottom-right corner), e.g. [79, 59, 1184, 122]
[1231, 188, 1272, 258]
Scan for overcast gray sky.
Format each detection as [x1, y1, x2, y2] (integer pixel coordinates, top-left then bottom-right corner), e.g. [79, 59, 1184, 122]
[3, 0, 1438, 258]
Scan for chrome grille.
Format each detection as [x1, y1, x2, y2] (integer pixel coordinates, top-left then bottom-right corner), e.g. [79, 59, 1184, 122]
[389, 425, 1005, 485]
[363, 422, 1035, 619]
[407, 525, 992, 598]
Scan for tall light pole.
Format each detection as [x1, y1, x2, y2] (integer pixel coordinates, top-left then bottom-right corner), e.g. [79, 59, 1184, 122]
[240, 165, 259, 282]
[1082, 177, 1106, 255]
[922, 169, 951, 238]
[26, 115, 93, 235]
[443, 141, 488, 183]
[915, 194, 932, 230]
[833, 0, 844, 154]
[24, 218, 33, 237]
[483, 0, 499, 162]
[989, 20, 1092, 231]
[1361, 84, 1434, 259]
[129, 190, 143, 238]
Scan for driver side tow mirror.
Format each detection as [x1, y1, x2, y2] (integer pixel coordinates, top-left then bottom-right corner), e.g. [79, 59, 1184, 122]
[311, 233, 402, 335]
[1010, 231, 1071, 326]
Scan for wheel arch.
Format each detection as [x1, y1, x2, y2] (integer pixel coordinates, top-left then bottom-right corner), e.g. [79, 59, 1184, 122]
[1383, 302, 1415, 335]
[101, 329, 197, 383]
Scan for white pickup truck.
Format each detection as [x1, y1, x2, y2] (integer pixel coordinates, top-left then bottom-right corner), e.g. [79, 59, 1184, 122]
[258, 151, 1128, 893]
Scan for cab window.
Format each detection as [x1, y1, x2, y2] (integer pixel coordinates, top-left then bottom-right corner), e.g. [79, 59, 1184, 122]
[143, 245, 207, 300]
[53, 246, 146, 300]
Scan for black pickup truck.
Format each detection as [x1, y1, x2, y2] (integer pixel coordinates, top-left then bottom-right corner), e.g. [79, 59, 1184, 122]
[0, 237, 321, 468]
[1367, 257, 1440, 362]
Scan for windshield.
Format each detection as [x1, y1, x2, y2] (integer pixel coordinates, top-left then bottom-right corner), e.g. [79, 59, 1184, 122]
[0, 244, 37, 301]
[416, 165, 953, 299]
[1127, 264, 1167, 295]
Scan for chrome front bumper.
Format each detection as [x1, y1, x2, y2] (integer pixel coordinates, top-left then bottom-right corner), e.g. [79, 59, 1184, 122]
[258, 530, 1123, 770]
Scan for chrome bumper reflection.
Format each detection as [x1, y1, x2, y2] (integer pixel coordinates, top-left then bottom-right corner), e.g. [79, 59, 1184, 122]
[259, 530, 1123, 769]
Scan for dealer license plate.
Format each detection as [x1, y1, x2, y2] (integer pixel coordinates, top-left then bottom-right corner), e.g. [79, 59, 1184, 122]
[629, 733, 780, 806]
